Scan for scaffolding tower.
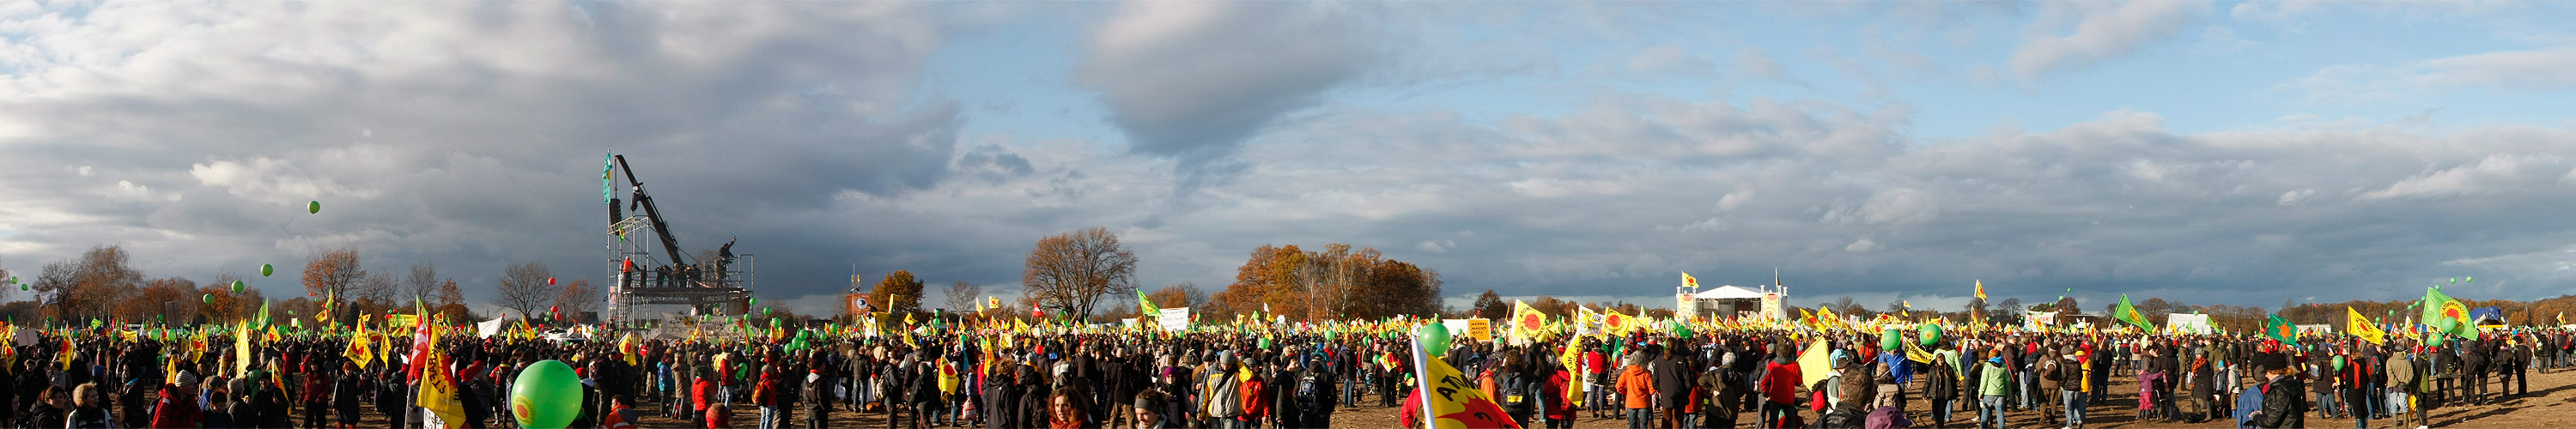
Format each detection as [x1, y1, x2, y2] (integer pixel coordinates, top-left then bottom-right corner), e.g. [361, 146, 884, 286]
[605, 215, 751, 323]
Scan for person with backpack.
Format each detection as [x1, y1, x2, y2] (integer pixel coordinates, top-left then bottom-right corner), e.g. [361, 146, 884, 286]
[1496, 351, 1538, 429]
[1297, 351, 1336, 429]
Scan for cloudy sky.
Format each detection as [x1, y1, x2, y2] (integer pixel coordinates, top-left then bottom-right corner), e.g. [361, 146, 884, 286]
[4, 1, 2574, 317]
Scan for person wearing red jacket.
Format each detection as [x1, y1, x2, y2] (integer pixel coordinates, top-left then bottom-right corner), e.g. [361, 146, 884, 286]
[693, 368, 717, 426]
[1585, 347, 1610, 419]
[147, 371, 203, 429]
[1758, 343, 1804, 429]
[604, 396, 641, 429]
[1542, 360, 1574, 429]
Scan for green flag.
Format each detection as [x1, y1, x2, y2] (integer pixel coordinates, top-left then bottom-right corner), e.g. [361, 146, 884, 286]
[252, 299, 271, 330]
[2421, 286, 2474, 341]
[2264, 312, 2299, 345]
[1137, 291, 1159, 318]
[2112, 293, 2152, 329]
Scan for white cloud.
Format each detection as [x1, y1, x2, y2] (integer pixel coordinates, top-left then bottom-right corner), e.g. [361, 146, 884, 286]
[2359, 154, 2567, 201]
[2008, 1, 2202, 79]
[1627, 45, 1718, 78]
[1845, 238, 1882, 252]
[2279, 47, 2576, 102]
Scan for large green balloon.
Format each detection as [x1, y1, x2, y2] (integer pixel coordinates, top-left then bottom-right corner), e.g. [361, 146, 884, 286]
[511, 360, 582, 429]
[260, 263, 274, 277]
[307, 201, 321, 214]
[1880, 329, 1902, 351]
[1918, 323, 1943, 346]
[1419, 324, 1451, 358]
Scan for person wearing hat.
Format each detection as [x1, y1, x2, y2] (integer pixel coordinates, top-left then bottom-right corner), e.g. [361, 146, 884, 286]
[147, 370, 203, 429]
[2249, 353, 2306, 429]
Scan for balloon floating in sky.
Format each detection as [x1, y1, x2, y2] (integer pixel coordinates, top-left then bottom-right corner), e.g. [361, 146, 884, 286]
[260, 263, 274, 277]
[546, 277, 556, 286]
[203, 294, 214, 305]
[231, 281, 246, 293]
[307, 201, 321, 214]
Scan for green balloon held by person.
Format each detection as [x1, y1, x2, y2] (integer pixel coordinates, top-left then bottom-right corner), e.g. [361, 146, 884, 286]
[1419, 324, 1451, 358]
[1880, 328, 1903, 351]
[1919, 323, 1943, 346]
[511, 360, 582, 429]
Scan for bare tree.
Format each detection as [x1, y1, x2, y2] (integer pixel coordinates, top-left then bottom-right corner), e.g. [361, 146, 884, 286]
[357, 271, 397, 310]
[404, 263, 440, 302]
[556, 279, 601, 316]
[1021, 227, 1139, 321]
[942, 281, 984, 312]
[494, 262, 555, 318]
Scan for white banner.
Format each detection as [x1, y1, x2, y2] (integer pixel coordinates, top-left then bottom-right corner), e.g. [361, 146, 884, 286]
[1157, 307, 1191, 331]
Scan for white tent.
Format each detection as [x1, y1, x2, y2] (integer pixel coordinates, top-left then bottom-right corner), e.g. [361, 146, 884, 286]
[1690, 285, 1769, 299]
[2165, 313, 2214, 335]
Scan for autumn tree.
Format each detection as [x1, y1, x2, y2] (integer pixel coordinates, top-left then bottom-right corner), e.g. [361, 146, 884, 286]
[301, 248, 363, 305]
[555, 279, 602, 317]
[120, 277, 198, 323]
[941, 281, 983, 312]
[1146, 282, 1206, 310]
[868, 270, 927, 315]
[1021, 227, 1139, 321]
[33, 245, 143, 321]
[1471, 290, 1507, 319]
[494, 262, 555, 318]
[434, 278, 469, 319]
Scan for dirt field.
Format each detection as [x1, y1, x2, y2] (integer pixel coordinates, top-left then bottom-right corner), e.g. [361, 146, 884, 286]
[550, 367, 2576, 428]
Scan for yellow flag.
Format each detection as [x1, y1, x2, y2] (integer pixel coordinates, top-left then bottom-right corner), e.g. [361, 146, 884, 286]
[347, 324, 375, 370]
[1797, 338, 1834, 387]
[233, 321, 252, 377]
[1905, 339, 1937, 364]
[2347, 306, 2385, 345]
[416, 347, 468, 427]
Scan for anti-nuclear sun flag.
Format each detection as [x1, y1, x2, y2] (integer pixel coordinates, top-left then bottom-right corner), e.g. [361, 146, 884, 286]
[1413, 337, 1522, 429]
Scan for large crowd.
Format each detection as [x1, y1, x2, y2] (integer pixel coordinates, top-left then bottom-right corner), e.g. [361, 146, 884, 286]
[11, 317, 2576, 429]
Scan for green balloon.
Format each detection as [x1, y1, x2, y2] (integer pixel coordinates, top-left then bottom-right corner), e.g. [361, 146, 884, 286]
[764, 307, 773, 316]
[1880, 329, 1902, 352]
[749, 297, 758, 306]
[232, 281, 245, 293]
[769, 317, 781, 328]
[1419, 324, 1451, 358]
[203, 294, 214, 305]
[510, 360, 582, 429]
[260, 263, 274, 277]
[1919, 323, 1943, 346]
[307, 201, 320, 214]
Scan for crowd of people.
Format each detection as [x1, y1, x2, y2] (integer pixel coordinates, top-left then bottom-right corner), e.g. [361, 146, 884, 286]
[9, 316, 2576, 429]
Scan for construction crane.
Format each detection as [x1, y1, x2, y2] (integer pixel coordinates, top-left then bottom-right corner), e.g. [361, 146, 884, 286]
[613, 154, 690, 269]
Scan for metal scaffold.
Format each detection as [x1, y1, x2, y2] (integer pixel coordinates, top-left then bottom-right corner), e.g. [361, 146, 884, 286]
[602, 154, 752, 323]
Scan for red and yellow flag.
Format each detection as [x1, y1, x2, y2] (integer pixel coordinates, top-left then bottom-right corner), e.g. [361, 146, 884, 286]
[1412, 336, 1522, 429]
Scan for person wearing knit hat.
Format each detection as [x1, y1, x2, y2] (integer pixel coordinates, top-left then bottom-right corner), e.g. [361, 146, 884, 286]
[147, 370, 204, 428]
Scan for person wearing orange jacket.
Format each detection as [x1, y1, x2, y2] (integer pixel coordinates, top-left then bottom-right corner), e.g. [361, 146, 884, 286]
[1617, 353, 1656, 429]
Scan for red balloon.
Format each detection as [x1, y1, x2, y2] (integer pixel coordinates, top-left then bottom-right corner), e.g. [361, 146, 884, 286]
[547, 277, 556, 286]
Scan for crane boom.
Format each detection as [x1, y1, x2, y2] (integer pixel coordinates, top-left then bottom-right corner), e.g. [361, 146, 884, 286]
[613, 154, 691, 267]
